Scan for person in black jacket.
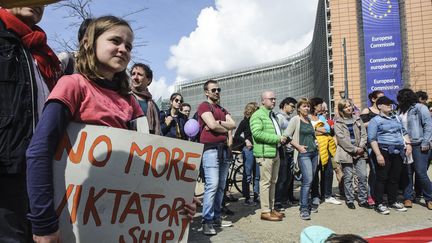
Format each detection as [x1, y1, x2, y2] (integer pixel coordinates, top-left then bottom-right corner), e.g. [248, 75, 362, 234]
[160, 93, 188, 140]
[0, 5, 62, 242]
[234, 102, 260, 205]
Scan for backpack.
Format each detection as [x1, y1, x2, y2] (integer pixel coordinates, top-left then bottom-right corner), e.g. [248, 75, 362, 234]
[191, 101, 216, 142]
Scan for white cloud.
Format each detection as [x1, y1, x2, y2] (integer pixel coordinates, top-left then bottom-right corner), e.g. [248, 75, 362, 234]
[167, 0, 319, 82]
[148, 76, 175, 100]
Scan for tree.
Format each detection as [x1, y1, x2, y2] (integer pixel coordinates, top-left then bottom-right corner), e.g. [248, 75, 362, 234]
[49, 0, 148, 62]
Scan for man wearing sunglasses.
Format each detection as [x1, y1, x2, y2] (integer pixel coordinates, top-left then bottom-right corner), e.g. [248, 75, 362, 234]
[197, 80, 236, 235]
[274, 97, 299, 211]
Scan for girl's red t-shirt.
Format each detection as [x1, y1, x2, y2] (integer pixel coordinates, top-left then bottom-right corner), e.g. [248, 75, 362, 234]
[48, 74, 143, 129]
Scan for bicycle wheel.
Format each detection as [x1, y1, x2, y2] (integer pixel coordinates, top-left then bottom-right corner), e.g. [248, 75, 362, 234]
[233, 164, 244, 194]
[194, 176, 204, 197]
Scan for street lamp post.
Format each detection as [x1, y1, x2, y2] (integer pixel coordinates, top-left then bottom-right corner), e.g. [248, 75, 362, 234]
[342, 38, 348, 100]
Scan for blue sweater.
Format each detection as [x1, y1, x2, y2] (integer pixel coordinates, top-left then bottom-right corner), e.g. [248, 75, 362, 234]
[26, 101, 71, 235]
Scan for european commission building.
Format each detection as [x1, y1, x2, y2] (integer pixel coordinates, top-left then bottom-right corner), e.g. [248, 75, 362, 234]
[175, 0, 432, 123]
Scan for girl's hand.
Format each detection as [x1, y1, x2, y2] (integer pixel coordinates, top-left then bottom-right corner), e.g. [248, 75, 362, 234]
[165, 116, 173, 125]
[405, 144, 412, 156]
[245, 139, 253, 149]
[33, 230, 60, 243]
[298, 145, 308, 153]
[421, 145, 430, 152]
[376, 154, 385, 166]
[183, 197, 200, 222]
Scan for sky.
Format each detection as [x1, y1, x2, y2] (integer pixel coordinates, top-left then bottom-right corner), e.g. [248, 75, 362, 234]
[40, 0, 319, 100]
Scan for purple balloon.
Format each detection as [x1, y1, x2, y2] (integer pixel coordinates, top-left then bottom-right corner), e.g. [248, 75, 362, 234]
[184, 119, 199, 137]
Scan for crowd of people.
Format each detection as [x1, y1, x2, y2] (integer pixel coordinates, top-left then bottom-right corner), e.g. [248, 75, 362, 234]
[1, 4, 432, 242]
[189, 84, 432, 235]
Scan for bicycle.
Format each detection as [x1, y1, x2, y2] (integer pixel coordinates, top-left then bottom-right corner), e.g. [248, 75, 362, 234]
[194, 150, 244, 197]
[226, 150, 244, 194]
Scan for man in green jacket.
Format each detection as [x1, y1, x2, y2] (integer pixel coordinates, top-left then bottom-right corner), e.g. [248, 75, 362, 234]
[250, 91, 288, 221]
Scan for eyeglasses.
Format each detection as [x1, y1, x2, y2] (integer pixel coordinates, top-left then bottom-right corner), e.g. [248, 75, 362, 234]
[209, 88, 221, 93]
[174, 98, 183, 103]
[265, 97, 276, 101]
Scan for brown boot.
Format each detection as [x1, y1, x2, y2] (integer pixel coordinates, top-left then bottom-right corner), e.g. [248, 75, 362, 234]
[403, 199, 413, 208]
[427, 201, 432, 210]
[271, 210, 285, 218]
[260, 212, 282, 221]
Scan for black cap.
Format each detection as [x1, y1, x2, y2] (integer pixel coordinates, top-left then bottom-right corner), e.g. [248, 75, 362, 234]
[376, 96, 395, 106]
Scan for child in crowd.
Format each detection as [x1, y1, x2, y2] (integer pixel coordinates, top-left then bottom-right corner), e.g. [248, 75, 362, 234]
[334, 99, 370, 210]
[26, 16, 196, 242]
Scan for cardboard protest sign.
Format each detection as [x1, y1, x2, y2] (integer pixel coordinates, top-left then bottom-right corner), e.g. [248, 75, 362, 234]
[53, 123, 203, 243]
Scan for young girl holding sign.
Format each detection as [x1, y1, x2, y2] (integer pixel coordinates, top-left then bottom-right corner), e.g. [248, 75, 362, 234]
[26, 16, 196, 242]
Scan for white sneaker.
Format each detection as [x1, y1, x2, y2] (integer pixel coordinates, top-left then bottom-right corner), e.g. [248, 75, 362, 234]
[390, 202, 408, 212]
[213, 219, 233, 227]
[375, 204, 390, 215]
[325, 197, 342, 205]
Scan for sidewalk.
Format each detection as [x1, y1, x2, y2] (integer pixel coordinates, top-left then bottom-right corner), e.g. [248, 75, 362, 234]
[188, 170, 432, 242]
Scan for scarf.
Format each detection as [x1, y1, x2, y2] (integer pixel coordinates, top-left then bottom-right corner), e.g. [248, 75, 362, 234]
[0, 8, 62, 91]
[131, 85, 161, 135]
[342, 117, 355, 125]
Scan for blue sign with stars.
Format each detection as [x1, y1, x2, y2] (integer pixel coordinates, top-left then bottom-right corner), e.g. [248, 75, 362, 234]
[362, 0, 403, 103]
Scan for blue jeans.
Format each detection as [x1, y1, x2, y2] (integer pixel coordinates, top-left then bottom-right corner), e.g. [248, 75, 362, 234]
[298, 151, 319, 210]
[403, 145, 432, 202]
[202, 149, 230, 223]
[322, 158, 334, 198]
[242, 147, 260, 199]
[311, 158, 334, 199]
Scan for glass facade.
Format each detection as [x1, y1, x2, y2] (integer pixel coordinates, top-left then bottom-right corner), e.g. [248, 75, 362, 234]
[175, 47, 317, 124]
[175, 1, 330, 123]
[175, 0, 432, 121]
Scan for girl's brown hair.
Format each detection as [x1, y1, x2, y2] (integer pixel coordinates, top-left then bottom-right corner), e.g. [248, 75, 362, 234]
[337, 99, 354, 118]
[76, 15, 133, 96]
[244, 102, 259, 118]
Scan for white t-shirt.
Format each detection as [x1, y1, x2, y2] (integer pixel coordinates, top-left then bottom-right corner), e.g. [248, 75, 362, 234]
[399, 112, 408, 130]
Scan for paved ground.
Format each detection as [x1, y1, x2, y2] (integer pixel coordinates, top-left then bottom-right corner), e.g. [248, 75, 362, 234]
[188, 170, 432, 242]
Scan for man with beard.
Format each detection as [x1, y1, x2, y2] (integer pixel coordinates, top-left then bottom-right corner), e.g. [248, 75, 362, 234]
[197, 80, 236, 235]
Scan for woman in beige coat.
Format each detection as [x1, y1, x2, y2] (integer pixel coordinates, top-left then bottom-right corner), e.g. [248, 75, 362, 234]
[334, 99, 370, 210]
